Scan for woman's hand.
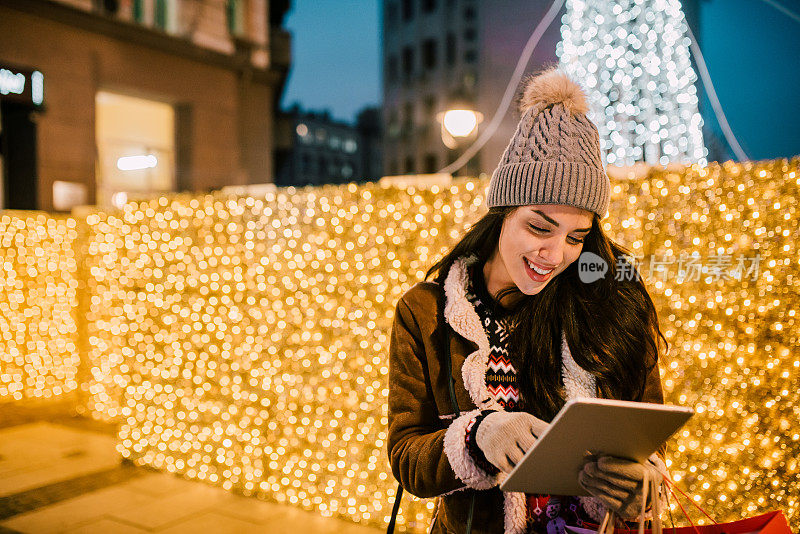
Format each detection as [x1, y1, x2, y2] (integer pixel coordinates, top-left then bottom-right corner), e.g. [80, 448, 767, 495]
[475, 411, 549, 473]
[578, 453, 666, 519]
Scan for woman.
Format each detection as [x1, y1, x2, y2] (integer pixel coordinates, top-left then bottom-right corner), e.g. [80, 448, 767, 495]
[387, 68, 669, 534]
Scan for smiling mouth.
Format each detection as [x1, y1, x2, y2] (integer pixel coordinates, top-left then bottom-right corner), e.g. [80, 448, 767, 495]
[524, 257, 555, 275]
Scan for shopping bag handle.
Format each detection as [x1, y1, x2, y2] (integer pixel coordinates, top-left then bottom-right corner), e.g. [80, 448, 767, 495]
[661, 475, 701, 534]
[595, 467, 722, 534]
[661, 473, 718, 526]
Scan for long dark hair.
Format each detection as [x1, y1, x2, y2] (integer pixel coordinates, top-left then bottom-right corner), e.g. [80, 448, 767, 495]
[425, 206, 668, 422]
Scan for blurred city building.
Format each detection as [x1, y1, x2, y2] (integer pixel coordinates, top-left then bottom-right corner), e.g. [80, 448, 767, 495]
[381, 0, 564, 178]
[380, 0, 707, 177]
[0, 0, 293, 211]
[275, 104, 383, 187]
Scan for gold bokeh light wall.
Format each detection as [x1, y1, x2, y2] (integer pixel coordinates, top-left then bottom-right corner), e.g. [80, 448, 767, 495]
[0, 213, 79, 401]
[81, 184, 481, 532]
[601, 159, 799, 526]
[0, 157, 798, 531]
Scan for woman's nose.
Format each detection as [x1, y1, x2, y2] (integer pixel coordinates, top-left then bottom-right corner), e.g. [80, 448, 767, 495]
[539, 238, 565, 266]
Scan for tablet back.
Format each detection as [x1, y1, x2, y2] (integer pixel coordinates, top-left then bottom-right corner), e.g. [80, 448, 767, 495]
[499, 398, 693, 495]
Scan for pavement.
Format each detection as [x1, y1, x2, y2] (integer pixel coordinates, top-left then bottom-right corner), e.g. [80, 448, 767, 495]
[0, 403, 383, 534]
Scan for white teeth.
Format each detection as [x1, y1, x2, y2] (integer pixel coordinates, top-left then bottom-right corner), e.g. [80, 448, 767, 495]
[526, 258, 553, 275]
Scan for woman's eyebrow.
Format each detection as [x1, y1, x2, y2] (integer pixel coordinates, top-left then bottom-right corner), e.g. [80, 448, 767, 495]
[530, 209, 591, 233]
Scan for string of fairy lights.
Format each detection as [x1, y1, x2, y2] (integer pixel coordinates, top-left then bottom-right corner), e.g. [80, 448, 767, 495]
[0, 158, 798, 531]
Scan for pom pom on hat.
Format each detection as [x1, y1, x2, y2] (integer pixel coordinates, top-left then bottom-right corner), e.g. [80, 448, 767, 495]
[518, 67, 589, 116]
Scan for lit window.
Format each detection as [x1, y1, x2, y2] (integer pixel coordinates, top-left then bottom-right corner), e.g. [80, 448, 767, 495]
[95, 91, 176, 208]
[343, 139, 358, 153]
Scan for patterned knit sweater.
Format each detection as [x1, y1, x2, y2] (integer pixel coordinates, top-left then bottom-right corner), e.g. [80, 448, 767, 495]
[462, 263, 599, 532]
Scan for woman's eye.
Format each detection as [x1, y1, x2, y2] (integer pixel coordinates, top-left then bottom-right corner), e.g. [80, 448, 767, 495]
[529, 223, 584, 244]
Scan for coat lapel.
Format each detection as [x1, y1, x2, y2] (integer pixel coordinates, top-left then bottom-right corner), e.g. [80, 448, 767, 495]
[442, 254, 602, 533]
[443, 253, 504, 411]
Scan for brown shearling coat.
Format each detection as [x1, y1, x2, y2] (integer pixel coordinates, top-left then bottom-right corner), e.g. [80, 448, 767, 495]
[387, 255, 667, 534]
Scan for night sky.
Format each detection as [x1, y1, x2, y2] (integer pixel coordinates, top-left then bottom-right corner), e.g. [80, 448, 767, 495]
[279, 0, 800, 161]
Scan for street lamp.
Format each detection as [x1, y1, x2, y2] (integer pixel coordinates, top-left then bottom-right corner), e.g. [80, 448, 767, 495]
[436, 108, 483, 149]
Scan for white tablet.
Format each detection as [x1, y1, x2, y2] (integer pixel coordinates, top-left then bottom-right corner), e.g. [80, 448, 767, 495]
[498, 398, 693, 495]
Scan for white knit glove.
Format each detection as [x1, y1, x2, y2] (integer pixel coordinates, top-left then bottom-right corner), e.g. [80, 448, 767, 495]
[474, 411, 549, 474]
[578, 453, 667, 520]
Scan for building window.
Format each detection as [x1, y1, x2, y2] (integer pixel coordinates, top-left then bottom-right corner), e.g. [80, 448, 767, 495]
[402, 46, 414, 83]
[296, 123, 313, 145]
[402, 0, 414, 21]
[421, 0, 436, 13]
[404, 156, 415, 174]
[464, 5, 476, 20]
[95, 91, 176, 209]
[387, 1, 399, 27]
[318, 156, 327, 178]
[387, 55, 398, 83]
[132, 0, 144, 22]
[423, 153, 437, 173]
[342, 163, 354, 179]
[464, 49, 477, 63]
[464, 69, 476, 89]
[423, 96, 436, 118]
[343, 138, 358, 153]
[446, 32, 456, 66]
[93, 0, 120, 14]
[130, 0, 178, 33]
[154, 0, 171, 29]
[464, 27, 476, 41]
[227, 0, 247, 37]
[403, 102, 414, 133]
[422, 39, 437, 70]
[388, 108, 400, 138]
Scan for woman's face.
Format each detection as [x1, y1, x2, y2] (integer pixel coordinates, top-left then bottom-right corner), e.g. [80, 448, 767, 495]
[486, 204, 594, 299]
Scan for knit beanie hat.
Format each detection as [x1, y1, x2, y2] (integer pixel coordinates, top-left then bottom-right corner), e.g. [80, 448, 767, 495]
[486, 67, 610, 219]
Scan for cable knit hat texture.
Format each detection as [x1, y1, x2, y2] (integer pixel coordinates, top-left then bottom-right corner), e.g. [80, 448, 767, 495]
[486, 67, 610, 218]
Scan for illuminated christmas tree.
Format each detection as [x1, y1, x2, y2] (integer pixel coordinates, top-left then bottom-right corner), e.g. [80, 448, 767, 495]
[557, 0, 707, 166]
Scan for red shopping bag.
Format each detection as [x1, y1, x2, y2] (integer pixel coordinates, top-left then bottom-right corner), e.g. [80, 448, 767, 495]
[577, 471, 793, 534]
[579, 511, 791, 534]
